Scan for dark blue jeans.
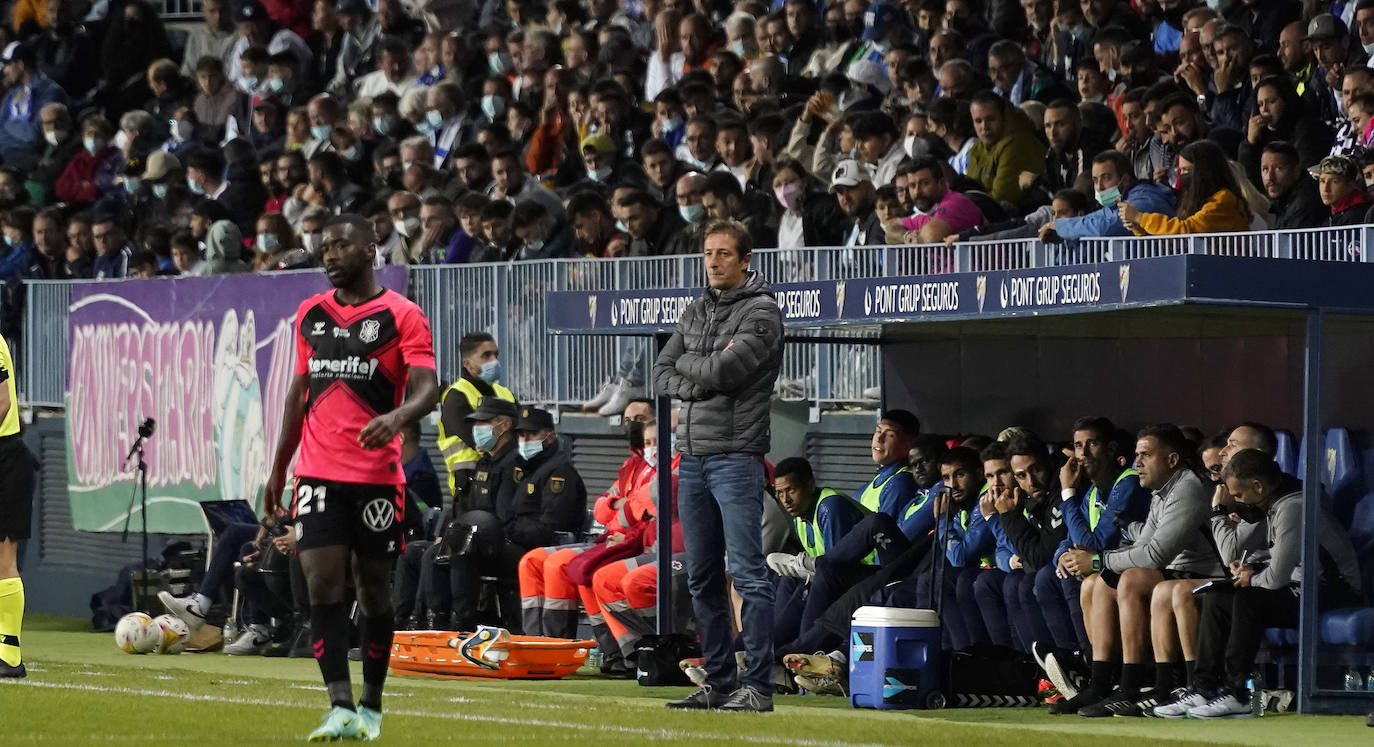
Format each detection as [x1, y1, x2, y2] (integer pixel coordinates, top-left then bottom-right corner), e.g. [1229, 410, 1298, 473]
[678, 453, 773, 693]
[1033, 563, 1089, 652]
[203, 522, 261, 599]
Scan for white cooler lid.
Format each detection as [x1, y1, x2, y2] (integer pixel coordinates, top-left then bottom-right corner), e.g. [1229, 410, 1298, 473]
[851, 606, 940, 628]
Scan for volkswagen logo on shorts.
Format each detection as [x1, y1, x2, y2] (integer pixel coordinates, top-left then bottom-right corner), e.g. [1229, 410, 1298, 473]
[362, 498, 395, 531]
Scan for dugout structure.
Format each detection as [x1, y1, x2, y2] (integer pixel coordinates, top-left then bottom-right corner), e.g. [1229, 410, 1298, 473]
[548, 253, 1374, 715]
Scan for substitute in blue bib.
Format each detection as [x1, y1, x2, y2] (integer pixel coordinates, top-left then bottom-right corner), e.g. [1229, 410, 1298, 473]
[858, 409, 921, 517]
[774, 457, 868, 561]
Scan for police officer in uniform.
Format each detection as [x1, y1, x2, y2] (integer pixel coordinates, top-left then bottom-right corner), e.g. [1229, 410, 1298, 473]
[435, 332, 516, 508]
[449, 407, 587, 632]
[416, 396, 520, 629]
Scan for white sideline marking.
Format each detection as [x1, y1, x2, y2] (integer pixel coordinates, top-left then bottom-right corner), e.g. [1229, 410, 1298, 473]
[6, 680, 898, 747]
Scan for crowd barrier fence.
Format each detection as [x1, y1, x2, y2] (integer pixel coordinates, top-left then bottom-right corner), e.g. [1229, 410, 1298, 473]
[20, 226, 1374, 410]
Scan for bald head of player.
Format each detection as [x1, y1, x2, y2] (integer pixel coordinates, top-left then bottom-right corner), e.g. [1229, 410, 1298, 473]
[321, 214, 378, 294]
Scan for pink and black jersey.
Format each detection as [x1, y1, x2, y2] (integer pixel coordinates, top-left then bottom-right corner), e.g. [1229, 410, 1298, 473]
[293, 288, 436, 485]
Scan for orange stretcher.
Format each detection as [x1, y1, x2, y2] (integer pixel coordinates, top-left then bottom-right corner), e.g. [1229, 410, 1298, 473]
[390, 626, 595, 679]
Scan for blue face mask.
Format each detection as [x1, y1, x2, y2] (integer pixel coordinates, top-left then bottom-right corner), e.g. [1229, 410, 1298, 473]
[472, 424, 497, 451]
[257, 232, 280, 253]
[187, 176, 204, 196]
[479, 359, 502, 383]
[266, 77, 285, 93]
[152, 184, 168, 199]
[679, 204, 705, 223]
[481, 94, 506, 121]
[123, 177, 141, 195]
[587, 165, 612, 183]
[1095, 185, 1122, 207]
[518, 438, 544, 461]
[3, 235, 13, 247]
[83, 136, 103, 155]
[310, 124, 331, 140]
[426, 109, 445, 129]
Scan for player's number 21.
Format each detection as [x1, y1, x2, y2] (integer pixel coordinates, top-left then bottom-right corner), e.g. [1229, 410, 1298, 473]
[296, 484, 328, 515]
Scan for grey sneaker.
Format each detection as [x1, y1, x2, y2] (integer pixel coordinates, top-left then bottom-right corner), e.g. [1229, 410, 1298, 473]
[665, 685, 723, 710]
[716, 685, 774, 712]
[224, 626, 269, 656]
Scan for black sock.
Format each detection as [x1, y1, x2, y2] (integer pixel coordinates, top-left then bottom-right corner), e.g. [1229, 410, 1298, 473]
[1154, 662, 1174, 694]
[1185, 660, 1196, 687]
[1119, 662, 1144, 693]
[1089, 660, 1113, 698]
[358, 613, 395, 711]
[310, 602, 354, 710]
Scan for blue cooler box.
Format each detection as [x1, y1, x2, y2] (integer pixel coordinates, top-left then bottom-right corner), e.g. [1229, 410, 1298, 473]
[848, 606, 945, 710]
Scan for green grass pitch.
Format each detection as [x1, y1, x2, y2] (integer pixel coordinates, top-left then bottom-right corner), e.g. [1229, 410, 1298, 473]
[3, 616, 1371, 745]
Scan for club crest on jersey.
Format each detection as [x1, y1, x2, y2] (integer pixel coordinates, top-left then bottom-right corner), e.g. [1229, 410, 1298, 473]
[362, 498, 395, 531]
[550, 476, 565, 493]
[311, 321, 326, 336]
[360, 319, 381, 343]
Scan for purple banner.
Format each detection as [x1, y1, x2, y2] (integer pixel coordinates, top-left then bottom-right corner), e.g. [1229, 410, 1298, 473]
[65, 267, 407, 533]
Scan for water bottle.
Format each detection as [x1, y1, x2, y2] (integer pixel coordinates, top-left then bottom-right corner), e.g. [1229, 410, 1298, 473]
[587, 646, 603, 670]
[1344, 667, 1363, 691]
[1365, 669, 1374, 691]
[1247, 673, 1265, 717]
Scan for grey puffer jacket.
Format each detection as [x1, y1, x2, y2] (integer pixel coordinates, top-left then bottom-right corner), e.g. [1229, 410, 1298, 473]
[653, 270, 783, 456]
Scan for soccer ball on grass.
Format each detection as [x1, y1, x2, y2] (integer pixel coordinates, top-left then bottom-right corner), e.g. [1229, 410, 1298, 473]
[151, 614, 191, 655]
[114, 612, 160, 654]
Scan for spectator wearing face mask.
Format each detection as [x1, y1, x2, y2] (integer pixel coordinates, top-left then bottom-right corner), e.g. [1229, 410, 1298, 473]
[510, 200, 572, 260]
[252, 212, 296, 271]
[0, 41, 67, 165]
[55, 115, 122, 208]
[436, 333, 516, 505]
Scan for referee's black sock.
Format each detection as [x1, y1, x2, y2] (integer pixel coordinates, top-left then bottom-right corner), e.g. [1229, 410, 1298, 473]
[358, 612, 395, 712]
[310, 602, 354, 710]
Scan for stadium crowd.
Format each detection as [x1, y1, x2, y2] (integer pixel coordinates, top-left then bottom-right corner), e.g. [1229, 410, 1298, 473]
[5, 0, 1374, 299]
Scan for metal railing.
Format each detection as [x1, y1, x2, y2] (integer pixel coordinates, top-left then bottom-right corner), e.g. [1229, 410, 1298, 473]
[21, 226, 1374, 410]
[22, 281, 72, 408]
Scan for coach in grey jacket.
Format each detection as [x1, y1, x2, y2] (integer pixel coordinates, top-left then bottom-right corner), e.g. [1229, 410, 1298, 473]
[653, 219, 783, 712]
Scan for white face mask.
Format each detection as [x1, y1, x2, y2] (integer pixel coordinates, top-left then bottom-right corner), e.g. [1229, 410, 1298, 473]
[114, 130, 131, 151]
[44, 130, 65, 147]
[903, 135, 920, 157]
[396, 216, 420, 238]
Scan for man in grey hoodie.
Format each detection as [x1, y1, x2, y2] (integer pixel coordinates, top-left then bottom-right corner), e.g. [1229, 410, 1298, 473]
[198, 219, 249, 276]
[653, 219, 783, 713]
[1159, 449, 1362, 719]
[1070, 424, 1224, 718]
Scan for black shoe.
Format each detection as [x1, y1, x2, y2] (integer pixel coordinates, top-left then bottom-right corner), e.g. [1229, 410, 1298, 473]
[1048, 688, 1102, 715]
[1078, 687, 1140, 718]
[665, 686, 723, 710]
[1113, 688, 1167, 718]
[288, 623, 314, 659]
[716, 686, 774, 713]
[0, 661, 26, 678]
[262, 641, 290, 657]
[601, 658, 635, 679]
[347, 647, 362, 662]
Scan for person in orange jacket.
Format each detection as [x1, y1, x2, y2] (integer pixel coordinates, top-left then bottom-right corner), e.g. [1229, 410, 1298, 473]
[517, 400, 657, 646]
[590, 452, 685, 670]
